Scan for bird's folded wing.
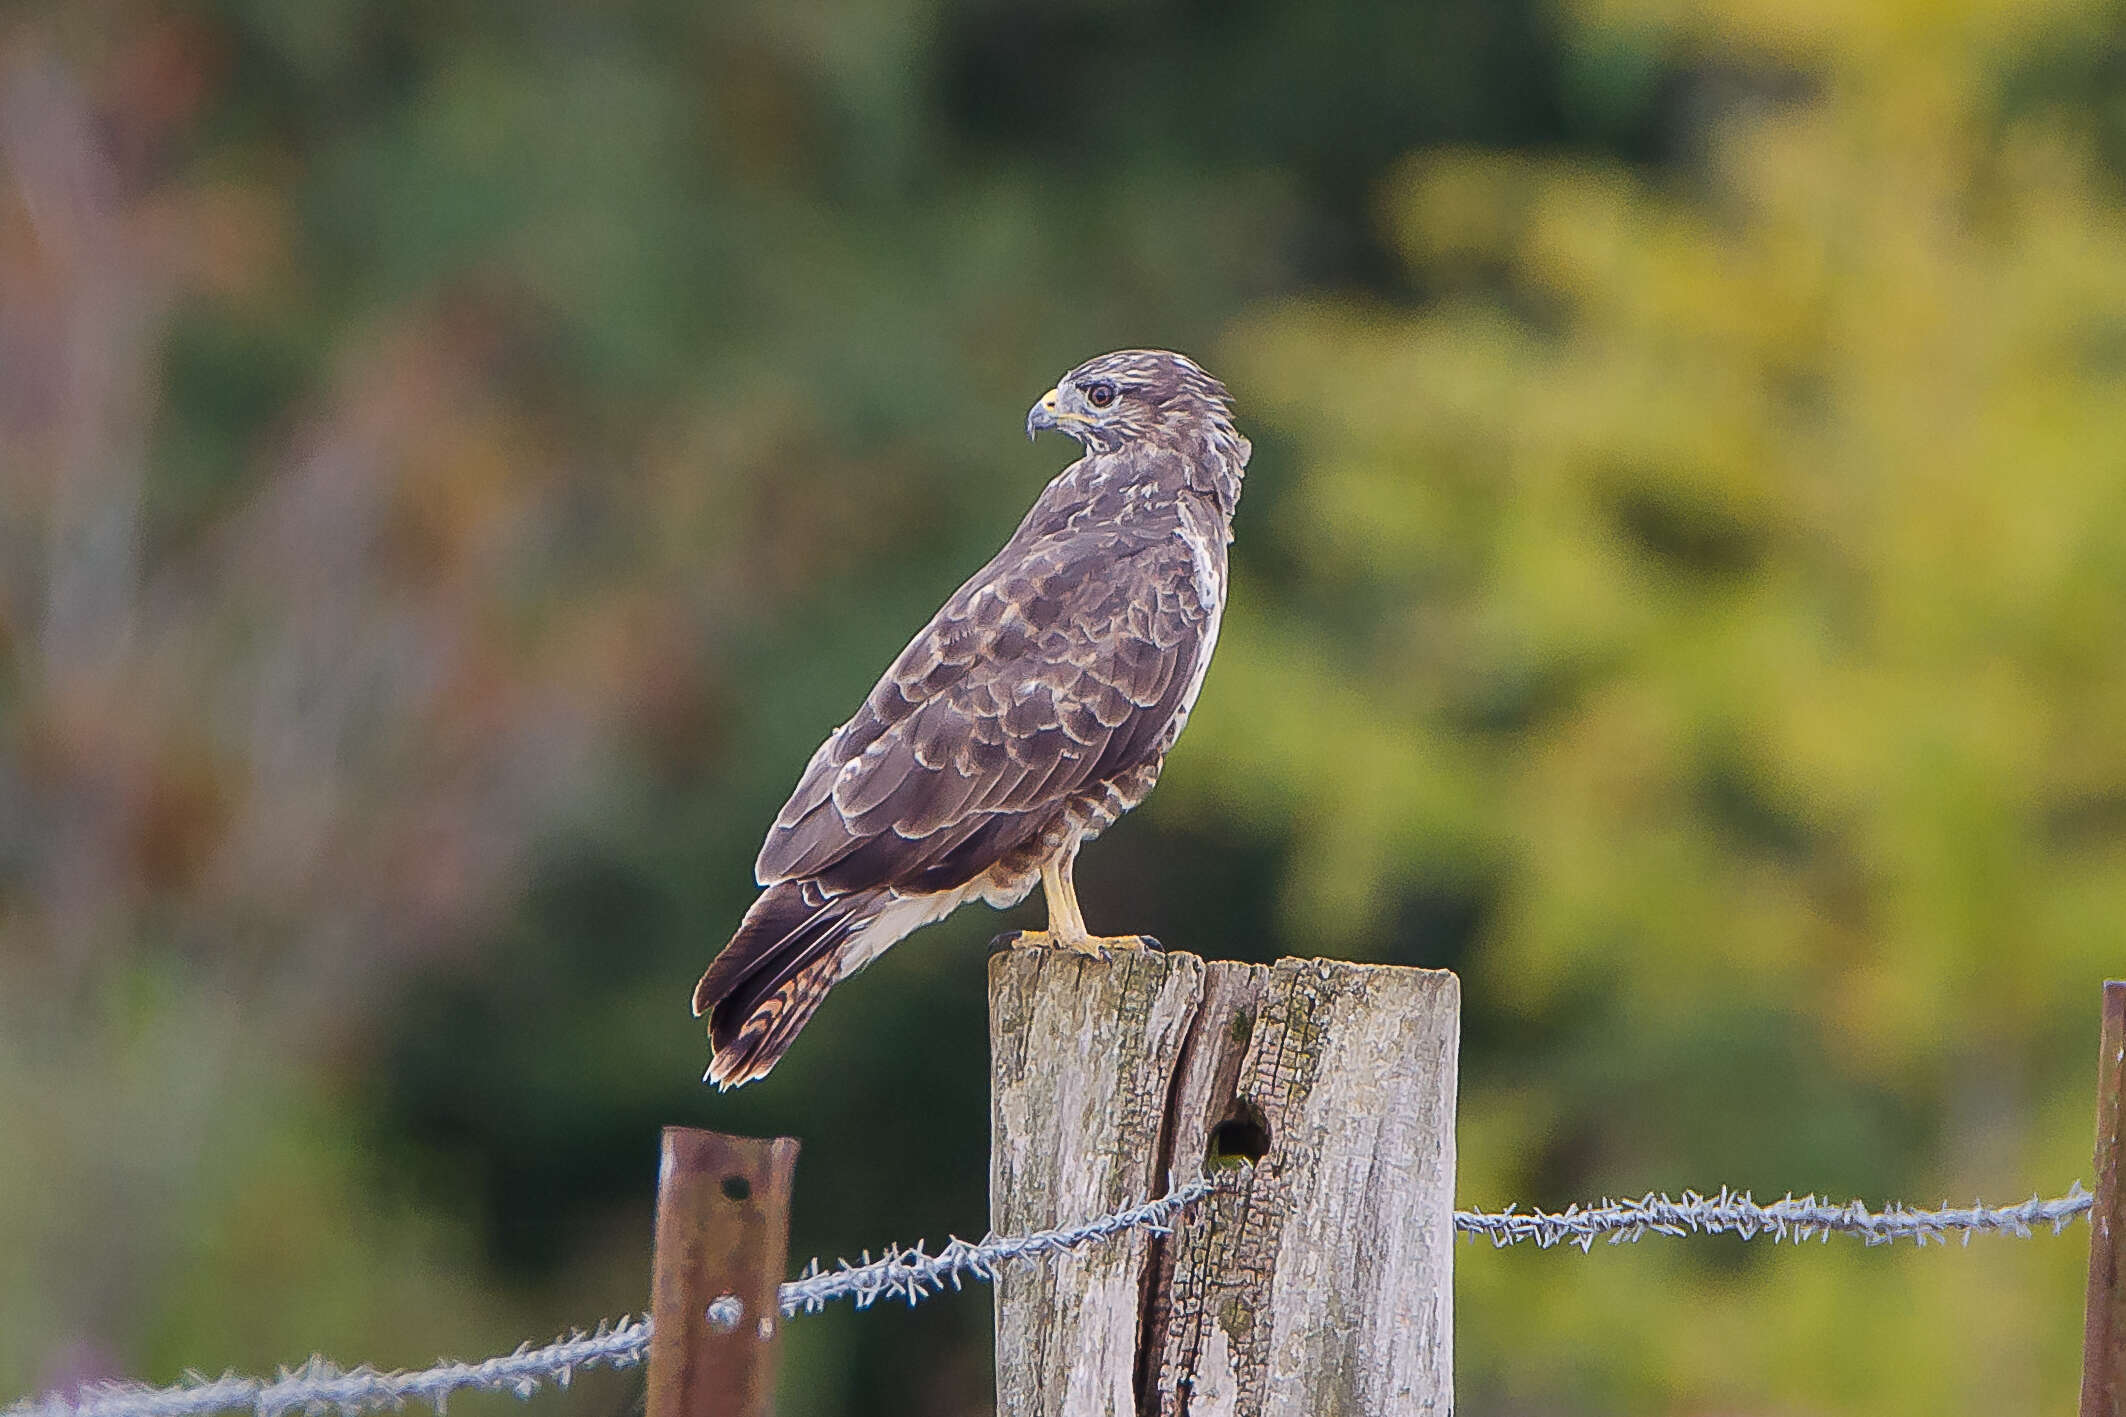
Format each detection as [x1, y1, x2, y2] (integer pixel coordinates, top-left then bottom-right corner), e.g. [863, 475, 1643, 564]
[755, 530, 1208, 895]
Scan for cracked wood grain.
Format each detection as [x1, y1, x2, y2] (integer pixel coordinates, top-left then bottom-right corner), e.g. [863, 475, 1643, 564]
[989, 949, 1458, 1417]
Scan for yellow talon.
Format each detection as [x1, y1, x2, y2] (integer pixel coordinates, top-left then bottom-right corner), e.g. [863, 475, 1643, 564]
[991, 929, 1161, 958]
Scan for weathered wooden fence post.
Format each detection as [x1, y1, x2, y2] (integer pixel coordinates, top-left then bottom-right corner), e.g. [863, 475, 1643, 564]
[646, 1127, 800, 1417]
[2081, 980, 2126, 1417]
[990, 948, 1459, 1416]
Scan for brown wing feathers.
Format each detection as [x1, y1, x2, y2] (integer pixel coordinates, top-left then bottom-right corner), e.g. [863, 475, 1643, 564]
[693, 535, 1211, 1086]
[761, 536, 1201, 883]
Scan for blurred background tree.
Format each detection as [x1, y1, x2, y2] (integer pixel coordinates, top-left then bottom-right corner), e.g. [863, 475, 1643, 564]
[2, 0, 2123, 1413]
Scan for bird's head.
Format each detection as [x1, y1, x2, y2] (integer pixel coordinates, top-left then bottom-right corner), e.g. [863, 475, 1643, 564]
[1025, 349, 1237, 455]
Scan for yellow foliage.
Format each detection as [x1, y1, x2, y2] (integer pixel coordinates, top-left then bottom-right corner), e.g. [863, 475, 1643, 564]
[1194, 0, 2126, 1407]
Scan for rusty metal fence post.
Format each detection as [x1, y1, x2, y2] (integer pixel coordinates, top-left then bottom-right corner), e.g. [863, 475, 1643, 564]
[646, 1128, 800, 1417]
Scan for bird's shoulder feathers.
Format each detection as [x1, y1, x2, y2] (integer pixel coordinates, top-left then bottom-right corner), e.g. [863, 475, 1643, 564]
[754, 502, 1220, 895]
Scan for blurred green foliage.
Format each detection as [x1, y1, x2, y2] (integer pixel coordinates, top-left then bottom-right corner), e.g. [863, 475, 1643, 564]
[2, 0, 2124, 1413]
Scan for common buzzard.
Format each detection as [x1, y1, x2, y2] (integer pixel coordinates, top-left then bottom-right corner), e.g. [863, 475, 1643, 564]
[694, 349, 1249, 1087]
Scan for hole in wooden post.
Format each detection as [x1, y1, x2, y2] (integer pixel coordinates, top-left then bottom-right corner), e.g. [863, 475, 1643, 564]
[722, 1174, 752, 1202]
[1207, 1100, 1270, 1170]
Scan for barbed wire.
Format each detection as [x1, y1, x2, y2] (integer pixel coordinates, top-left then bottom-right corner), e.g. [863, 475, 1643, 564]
[1454, 1182, 2094, 1250]
[7, 1178, 1216, 1417]
[8, 1177, 2095, 1417]
[5, 1323, 653, 1417]
[775, 1173, 1214, 1315]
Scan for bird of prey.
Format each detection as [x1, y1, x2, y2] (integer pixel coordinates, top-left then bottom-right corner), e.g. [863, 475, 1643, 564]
[693, 349, 1249, 1088]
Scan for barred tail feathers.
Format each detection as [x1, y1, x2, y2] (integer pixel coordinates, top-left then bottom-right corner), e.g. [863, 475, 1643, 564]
[693, 881, 885, 1089]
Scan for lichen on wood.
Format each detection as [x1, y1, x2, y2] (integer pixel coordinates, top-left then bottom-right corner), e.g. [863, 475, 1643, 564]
[989, 947, 1458, 1417]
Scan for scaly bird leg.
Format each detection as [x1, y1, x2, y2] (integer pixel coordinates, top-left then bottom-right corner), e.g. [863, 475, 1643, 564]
[995, 857, 1075, 953]
[997, 850, 1156, 957]
[1043, 854, 1093, 953]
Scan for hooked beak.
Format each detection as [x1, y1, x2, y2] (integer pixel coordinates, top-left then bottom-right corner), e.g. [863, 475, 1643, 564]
[1025, 387, 1062, 442]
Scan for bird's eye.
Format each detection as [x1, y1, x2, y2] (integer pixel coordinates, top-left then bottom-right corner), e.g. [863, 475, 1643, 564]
[1085, 382, 1117, 409]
